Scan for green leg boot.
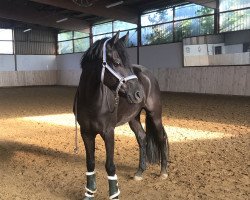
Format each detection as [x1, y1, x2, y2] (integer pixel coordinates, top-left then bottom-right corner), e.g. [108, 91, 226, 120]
[84, 171, 97, 200]
[108, 174, 120, 200]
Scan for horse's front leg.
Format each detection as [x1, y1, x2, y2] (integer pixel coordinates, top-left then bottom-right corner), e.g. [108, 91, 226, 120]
[81, 129, 97, 200]
[102, 129, 120, 200]
[129, 116, 147, 181]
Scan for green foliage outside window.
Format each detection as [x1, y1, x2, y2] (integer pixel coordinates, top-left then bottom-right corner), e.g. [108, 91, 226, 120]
[57, 31, 90, 54]
[92, 21, 138, 47]
[142, 23, 173, 45]
[220, 8, 250, 32]
[58, 40, 73, 54]
[219, 0, 250, 12]
[141, 4, 214, 44]
[58, 31, 73, 41]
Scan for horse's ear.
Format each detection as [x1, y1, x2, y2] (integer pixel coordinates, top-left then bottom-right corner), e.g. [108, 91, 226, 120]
[120, 32, 129, 44]
[109, 31, 120, 47]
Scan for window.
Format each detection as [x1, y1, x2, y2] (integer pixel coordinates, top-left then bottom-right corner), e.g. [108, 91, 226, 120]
[243, 43, 250, 52]
[141, 4, 214, 45]
[57, 31, 90, 54]
[74, 38, 90, 53]
[220, 9, 250, 32]
[219, 0, 250, 32]
[174, 4, 214, 41]
[141, 8, 173, 45]
[215, 46, 222, 54]
[0, 29, 13, 54]
[92, 22, 112, 35]
[220, 0, 250, 12]
[92, 20, 138, 47]
[141, 9, 173, 26]
[119, 29, 138, 47]
[58, 40, 73, 54]
[141, 23, 173, 45]
[113, 20, 137, 31]
[58, 31, 73, 54]
[174, 16, 214, 41]
[93, 33, 112, 43]
[175, 4, 213, 20]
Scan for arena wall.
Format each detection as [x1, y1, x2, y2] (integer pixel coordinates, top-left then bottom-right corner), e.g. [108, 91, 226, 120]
[0, 55, 57, 86]
[56, 42, 250, 96]
[0, 29, 249, 96]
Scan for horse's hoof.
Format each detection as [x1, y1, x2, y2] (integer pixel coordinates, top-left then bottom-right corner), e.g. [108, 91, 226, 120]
[83, 197, 94, 200]
[83, 193, 94, 200]
[83, 196, 94, 200]
[134, 175, 143, 181]
[160, 173, 168, 180]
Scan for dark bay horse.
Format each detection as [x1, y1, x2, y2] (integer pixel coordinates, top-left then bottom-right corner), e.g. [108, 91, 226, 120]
[74, 32, 169, 200]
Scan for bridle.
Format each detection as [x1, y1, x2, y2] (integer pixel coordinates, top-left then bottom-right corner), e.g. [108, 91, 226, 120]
[101, 38, 138, 105]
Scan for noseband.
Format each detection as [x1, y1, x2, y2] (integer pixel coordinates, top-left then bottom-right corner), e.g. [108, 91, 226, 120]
[101, 38, 138, 100]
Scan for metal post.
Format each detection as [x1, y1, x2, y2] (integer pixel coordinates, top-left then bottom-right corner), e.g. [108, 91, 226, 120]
[137, 14, 141, 65]
[13, 28, 17, 71]
[214, 0, 220, 34]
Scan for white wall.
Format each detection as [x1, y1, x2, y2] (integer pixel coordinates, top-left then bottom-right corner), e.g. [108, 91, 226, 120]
[155, 66, 250, 96]
[0, 70, 57, 87]
[56, 53, 82, 86]
[0, 41, 249, 96]
[0, 55, 15, 71]
[56, 53, 82, 70]
[139, 43, 183, 69]
[16, 55, 57, 71]
[55, 43, 250, 96]
[127, 47, 137, 64]
[225, 44, 243, 54]
[0, 55, 57, 87]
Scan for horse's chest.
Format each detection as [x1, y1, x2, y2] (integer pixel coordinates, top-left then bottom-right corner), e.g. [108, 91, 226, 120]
[77, 108, 116, 133]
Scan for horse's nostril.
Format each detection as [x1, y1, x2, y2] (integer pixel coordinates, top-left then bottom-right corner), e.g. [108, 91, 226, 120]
[135, 91, 141, 100]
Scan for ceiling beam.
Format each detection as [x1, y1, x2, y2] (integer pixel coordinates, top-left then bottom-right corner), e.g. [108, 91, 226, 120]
[29, 0, 138, 23]
[187, 0, 217, 9]
[0, 1, 90, 31]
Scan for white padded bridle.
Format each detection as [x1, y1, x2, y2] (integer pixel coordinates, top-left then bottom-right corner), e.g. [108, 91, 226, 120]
[101, 38, 138, 95]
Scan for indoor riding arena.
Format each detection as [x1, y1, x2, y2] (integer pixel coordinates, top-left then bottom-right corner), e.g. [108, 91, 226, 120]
[0, 1, 249, 200]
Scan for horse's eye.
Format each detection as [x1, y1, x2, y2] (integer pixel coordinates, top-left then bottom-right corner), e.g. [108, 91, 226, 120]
[114, 59, 121, 67]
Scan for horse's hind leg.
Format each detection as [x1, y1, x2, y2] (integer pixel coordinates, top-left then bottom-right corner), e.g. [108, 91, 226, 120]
[148, 112, 169, 179]
[101, 129, 120, 200]
[129, 114, 147, 180]
[81, 129, 97, 200]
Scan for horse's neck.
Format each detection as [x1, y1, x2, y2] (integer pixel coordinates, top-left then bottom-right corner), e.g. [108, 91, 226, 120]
[80, 71, 111, 107]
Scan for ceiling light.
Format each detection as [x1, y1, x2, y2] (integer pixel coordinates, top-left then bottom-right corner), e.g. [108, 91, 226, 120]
[106, 1, 124, 8]
[23, 28, 32, 33]
[56, 18, 68, 23]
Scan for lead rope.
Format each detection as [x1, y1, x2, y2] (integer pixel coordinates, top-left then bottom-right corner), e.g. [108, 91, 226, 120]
[74, 92, 79, 155]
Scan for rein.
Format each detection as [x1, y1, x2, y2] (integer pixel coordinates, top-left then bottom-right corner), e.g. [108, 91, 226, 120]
[101, 38, 138, 106]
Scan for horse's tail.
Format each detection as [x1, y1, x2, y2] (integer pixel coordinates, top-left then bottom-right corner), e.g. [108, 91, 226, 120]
[146, 114, 162, 164]
[146, 114, 161, 164]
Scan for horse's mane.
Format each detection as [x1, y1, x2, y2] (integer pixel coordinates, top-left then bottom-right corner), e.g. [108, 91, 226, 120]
[80, 37, 130, 69]
[80, 38, 107, 68]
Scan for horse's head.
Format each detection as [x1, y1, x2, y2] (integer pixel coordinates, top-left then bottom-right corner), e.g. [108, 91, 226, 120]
[101, 32, 144, 104]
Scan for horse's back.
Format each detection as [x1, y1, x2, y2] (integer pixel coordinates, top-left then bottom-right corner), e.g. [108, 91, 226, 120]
[132, 64, 160, 92]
